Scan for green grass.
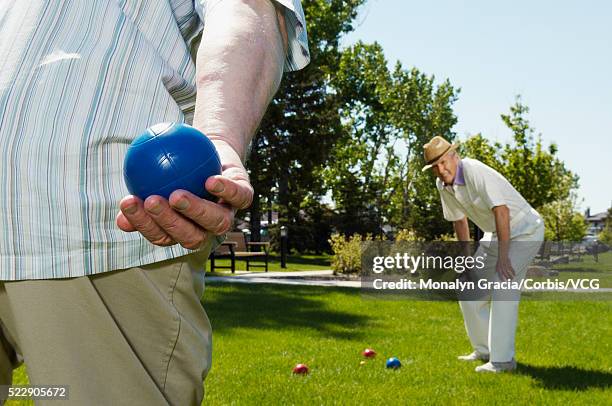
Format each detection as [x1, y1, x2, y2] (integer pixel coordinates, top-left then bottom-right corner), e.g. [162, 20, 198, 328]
[534, 251, 612, 288]
[201, 284, 611, 404]
[209, 253, 332, 273]
[9, 283, 612, 405]
[552, 251, 612, 272]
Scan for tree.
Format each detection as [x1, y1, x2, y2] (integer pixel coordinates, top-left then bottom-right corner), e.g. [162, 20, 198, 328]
[539, 195, 588, 241]
[326, 42, 459, 238]
[246, 0, 366, 246]
[499, 96, 578, 208]
[460, 97, 582, 242]
[249, 0, 459, 248]
[324, 41, 394, 236]
[461, 96, 579, 210]
[459, 133, 503, 172]
[386, 66, 459, 239]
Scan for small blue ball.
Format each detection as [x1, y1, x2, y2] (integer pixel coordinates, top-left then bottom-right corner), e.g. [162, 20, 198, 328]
[123, 122, 222, 201]
[386, 357, 401, 369]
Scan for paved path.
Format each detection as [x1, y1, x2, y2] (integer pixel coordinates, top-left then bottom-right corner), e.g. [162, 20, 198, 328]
[205, 270, 361, 288]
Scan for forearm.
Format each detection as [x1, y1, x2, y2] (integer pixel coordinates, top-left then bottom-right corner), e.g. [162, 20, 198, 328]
[453, 217, 470, 241]
[453, 217, 471, 256]
[192, 0, 287, 163]
[493, 205, 511, 258]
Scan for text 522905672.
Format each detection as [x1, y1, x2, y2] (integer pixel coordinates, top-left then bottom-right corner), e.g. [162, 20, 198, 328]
[0, 385, 69, 400]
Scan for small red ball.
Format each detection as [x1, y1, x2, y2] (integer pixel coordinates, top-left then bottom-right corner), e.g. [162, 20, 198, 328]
[363, 348, 377, 358]
[292, 363, 309, 374]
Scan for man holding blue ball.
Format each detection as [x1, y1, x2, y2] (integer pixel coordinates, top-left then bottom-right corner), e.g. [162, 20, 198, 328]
[0, 1, 309, 404]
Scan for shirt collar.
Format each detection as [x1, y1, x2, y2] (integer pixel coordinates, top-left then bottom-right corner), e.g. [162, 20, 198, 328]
[442, 159, 465, 187]
[438, 160, 465, 193]
[453, 159, 465, 186]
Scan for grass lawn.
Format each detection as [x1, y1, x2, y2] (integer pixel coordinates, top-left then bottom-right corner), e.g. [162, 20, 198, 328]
[9, 283, 611, 405]
[208, 253, 332, 273]
[552, 251, 612, 273]
[530, 251, 612, 288]
[199, 284, 611, 405]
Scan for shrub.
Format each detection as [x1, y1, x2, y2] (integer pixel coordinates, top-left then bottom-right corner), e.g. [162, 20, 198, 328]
[395, 229, 425, 242]
[437, 233, 458, 241]
[329, 233, 372, 274]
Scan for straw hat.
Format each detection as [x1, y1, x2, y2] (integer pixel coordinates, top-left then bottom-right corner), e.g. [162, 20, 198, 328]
[421, 136, 459, 171]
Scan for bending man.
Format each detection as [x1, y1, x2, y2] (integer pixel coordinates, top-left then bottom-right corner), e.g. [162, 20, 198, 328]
[423, 136, 544, 373]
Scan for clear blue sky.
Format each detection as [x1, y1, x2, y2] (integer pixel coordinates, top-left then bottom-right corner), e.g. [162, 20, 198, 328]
[341, 0, 611, 214]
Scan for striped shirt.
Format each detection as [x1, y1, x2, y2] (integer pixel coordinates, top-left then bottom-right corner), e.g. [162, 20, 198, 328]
[0, 0, 309, 281]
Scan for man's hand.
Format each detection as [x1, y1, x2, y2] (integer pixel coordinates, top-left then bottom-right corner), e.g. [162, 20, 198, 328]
[116, 154, 253, 250]
[496, 255, 515, 281]
[116, 0, 287, 249]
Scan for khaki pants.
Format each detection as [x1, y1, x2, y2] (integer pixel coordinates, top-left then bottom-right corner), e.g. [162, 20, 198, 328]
[0, 250, 212, 406]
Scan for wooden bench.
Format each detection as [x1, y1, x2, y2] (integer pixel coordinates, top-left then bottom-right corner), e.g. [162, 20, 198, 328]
[209, 231, 270, 273]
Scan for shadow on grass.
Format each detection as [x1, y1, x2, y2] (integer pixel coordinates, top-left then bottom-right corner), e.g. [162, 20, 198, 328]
[517, 363, 612, 391]
[202, 283, 367, 341]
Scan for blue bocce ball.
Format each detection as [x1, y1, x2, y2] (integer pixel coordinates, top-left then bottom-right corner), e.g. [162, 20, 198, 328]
[386, 357, 401, 369]
[123, 122, 222, 201]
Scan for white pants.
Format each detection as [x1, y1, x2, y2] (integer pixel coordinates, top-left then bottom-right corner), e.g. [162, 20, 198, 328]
[459, 222, 544, 362]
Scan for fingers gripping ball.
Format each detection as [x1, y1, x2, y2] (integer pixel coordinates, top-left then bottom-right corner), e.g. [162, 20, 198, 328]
[123, 123, 222, 201]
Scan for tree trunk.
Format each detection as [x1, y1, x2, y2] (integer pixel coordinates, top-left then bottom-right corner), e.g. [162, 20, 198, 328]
[250, 193, 261, 242]
[278, 167, 289, 224]
[268, 198, 273, 225]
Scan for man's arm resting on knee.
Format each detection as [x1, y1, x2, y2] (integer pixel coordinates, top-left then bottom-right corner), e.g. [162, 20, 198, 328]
[493, 205, 514, 280]
[453, 217, 470, 241]
[453, 217, 471, 257]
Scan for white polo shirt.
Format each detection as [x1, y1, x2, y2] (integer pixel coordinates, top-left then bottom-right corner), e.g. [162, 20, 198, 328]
[437, 158, 542, 238]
